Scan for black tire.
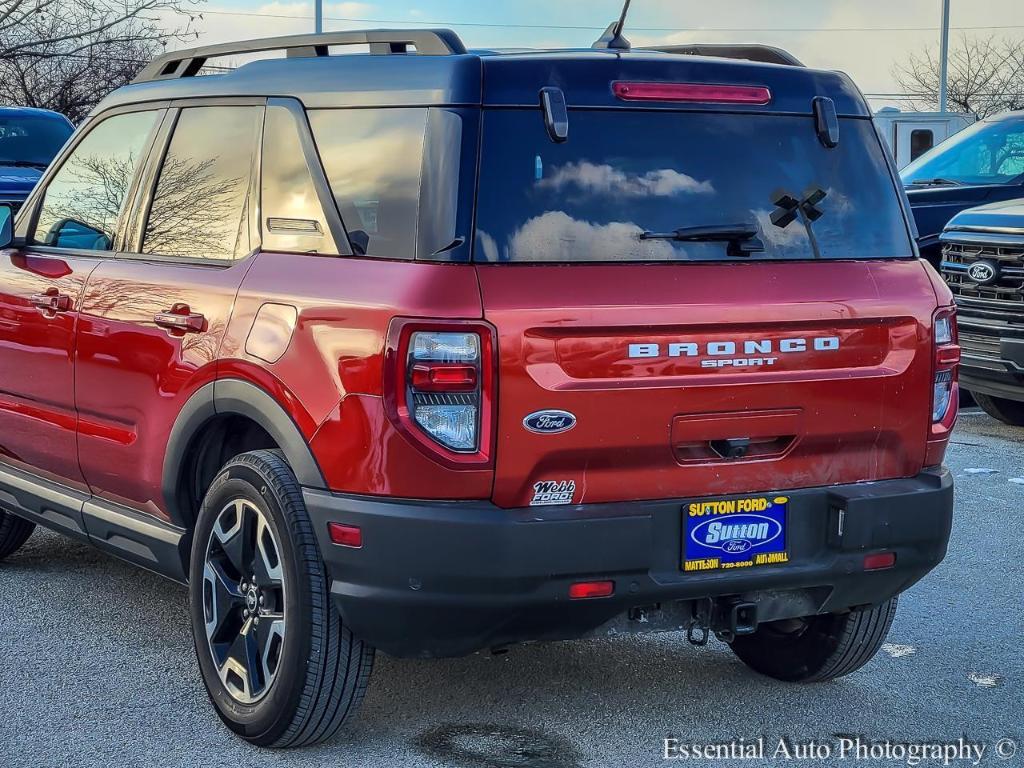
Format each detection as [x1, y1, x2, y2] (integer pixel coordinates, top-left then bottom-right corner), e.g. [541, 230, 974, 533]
[189, 450, 373, 748]
[728, 597, 897, 682]
[0, 510, 34, 560]
[972, 392, 1024, 427]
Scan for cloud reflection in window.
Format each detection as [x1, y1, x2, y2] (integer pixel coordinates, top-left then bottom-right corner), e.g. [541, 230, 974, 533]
[502, 210, 678, 262]
[537, 161, 715, 198]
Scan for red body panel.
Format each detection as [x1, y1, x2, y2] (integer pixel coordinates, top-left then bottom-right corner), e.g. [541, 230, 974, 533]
[225, 252, 490, 498]
[309, 394, 491, 498]
[75, 258, 247, 518]
[0, 250, 96, 491]
[477, 260, 942, 509]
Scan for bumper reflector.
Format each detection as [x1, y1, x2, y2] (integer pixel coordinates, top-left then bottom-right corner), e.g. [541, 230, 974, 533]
[328, 522, 363, 548]
[569, 580, 614, 599]
[863, 552, 896, 571]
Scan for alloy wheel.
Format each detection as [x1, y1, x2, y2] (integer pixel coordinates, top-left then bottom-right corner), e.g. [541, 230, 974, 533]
[202, 498, 287, 704]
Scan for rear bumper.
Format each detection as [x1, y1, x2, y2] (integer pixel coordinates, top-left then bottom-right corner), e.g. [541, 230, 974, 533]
[304, 469, 954, 658]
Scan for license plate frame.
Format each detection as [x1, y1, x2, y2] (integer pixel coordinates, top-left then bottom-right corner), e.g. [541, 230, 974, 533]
[682, 495, 790, 572]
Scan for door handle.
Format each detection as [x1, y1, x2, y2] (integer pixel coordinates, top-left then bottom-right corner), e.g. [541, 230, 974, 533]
[30, 289, 73, 313]
[154, 303, 206, 334]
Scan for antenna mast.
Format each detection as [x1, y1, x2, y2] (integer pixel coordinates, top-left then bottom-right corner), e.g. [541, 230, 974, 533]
[592, 0, 633, 50]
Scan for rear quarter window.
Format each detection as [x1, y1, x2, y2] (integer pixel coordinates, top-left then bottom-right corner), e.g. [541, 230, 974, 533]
[474, 110, 913, 263]
[308, 108, 426, 260]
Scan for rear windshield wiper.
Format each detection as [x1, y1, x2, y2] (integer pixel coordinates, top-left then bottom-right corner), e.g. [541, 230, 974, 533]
[909, 177, 962, 187]
[640, 224, 765, 257]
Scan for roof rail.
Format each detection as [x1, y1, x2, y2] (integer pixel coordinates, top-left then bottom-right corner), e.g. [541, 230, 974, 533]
[132, 29, 468, 83]
[645, 44, 804, 67]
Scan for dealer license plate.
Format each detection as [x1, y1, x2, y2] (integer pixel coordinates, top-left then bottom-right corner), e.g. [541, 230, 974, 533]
[683, 495, 790, 572]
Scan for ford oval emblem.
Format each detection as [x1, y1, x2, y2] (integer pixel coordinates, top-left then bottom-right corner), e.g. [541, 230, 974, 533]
[967, 260, 999, 285]
[722, 539, 753, 554]
[523, 410, 577, 434]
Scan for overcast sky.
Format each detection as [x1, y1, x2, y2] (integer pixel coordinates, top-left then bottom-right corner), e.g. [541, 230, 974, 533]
[183, 0, 1024, 104]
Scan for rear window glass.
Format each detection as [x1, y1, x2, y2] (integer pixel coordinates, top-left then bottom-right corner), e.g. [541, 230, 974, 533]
[308, 108, 426, 259]
[474, 110, 912, 263]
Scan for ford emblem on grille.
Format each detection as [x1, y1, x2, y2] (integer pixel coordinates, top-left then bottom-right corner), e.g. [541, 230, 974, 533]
[523, 410, 577, 434]
[968, 260, 999, 285]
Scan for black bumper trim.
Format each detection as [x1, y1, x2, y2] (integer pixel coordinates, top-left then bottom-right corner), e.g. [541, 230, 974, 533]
[304, 469, 954, 658]
[961, 371, 1024, 402]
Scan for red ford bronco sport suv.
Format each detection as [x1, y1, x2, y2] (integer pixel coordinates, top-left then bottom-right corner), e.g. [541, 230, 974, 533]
[0, 29, 957, 748]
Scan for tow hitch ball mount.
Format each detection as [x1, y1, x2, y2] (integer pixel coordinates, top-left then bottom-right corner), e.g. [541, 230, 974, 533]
[687, 597, 759, 645]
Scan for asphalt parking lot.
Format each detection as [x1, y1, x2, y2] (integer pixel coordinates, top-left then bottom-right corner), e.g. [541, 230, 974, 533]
[1, 409, 1021, 768]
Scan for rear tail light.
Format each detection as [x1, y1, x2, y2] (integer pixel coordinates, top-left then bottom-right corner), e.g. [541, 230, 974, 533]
[385, 320, 495, 467]
[409, 332, 480, 451]
[612, 81, 772, 105]
[410, 363, 477, 391]
[932, 370, 954, 422]
[932, 308, 960, 424]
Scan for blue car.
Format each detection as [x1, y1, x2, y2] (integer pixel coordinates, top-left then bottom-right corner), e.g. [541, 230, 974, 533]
[901, 111, 1024, 266]
[0, 106, 74, 213]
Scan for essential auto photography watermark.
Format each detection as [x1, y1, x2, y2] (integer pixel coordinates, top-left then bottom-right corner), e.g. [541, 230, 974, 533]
[662, 737, 1019, 766]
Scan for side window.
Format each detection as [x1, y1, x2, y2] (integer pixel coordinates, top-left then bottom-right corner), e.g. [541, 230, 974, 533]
[142, 105, 261, 261]
[261, 105, 335, 255]
[308, 108, 426, 259]
[32, 111, 159, 251]
[910, 129, 934, 162]
[994, 131, 1024, 177]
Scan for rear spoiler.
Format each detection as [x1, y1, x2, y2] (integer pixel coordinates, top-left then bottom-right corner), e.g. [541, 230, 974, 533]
[644, 44, 804, 67]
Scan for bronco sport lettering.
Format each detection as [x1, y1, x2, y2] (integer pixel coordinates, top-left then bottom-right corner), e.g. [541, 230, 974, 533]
[628, 336, 841, 358]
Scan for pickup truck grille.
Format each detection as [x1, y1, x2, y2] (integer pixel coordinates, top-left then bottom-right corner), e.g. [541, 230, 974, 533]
[941, 241, 1024, 314]
[958, 327, 1008, 370]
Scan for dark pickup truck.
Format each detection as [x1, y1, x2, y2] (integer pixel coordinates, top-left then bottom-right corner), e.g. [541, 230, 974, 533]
[903, 111, 1024, 268]
[940, 199, 1024, 425]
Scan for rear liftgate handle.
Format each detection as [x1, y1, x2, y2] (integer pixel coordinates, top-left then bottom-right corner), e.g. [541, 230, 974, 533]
[671, 409, 803, 464]
[708, 437, 752, 460]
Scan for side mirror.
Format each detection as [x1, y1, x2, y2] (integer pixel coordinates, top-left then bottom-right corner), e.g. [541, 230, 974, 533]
[0, 204, 12, 249]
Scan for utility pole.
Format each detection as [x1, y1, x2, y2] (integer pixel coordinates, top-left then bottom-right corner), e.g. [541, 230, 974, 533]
[315, 0, 323, 33]
[939, 0, 950, 112]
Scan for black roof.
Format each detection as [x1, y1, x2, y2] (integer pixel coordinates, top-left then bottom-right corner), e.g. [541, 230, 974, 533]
[93, 29, 870, 118]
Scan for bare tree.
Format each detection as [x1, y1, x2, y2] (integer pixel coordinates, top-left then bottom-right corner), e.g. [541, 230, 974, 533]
[0, 0, 201, 122]
[893, 34, 1024, 118]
